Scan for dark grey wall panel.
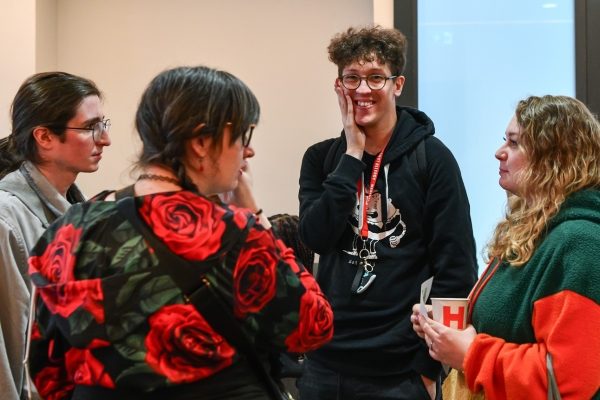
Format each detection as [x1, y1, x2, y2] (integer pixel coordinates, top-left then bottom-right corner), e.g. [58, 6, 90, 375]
[576, 0, 600, 116]
[394, 0, 418, 108]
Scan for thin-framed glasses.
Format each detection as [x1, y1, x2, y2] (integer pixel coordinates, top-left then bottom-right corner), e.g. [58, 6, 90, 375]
[339, 74, 398, 90]
[49, 119, 111, 144]
[242, 124, 255, 147]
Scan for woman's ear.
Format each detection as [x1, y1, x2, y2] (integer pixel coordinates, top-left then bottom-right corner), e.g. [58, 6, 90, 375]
[188, 134, 212, 159]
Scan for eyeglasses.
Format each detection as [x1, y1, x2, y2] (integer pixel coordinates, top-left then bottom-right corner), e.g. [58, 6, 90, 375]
[242, 125, 255, 147]
[224, 122, 255, 147]
[49, 119, 111, 144]
[339, 74, 398, 90]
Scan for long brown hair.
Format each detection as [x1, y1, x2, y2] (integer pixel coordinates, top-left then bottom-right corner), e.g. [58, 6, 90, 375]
[1, 72, 101, 178]
[486, 95, 600, 266]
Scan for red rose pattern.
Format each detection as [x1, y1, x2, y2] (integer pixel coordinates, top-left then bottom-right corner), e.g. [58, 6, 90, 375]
[145, 304, 235, 383]
[34, 366, 74, 400]
[285, 271, 334, 352]
[226, 204, 249, 230]
[29, 193, 335, 392]
[31, 321, 42, 341]
[40, 279, 105, 323]
[232, 229, 278, 317]
[274, 238, 302, 273]
[139, 192, 227, 260]
[65, 340, 115, 388]
[28, 224, 82, 284]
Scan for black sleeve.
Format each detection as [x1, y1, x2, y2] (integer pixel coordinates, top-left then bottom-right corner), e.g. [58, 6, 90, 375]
[424, 137, 478, 298]
[412, 137, 478, 379]
[298, 140, 365, 255]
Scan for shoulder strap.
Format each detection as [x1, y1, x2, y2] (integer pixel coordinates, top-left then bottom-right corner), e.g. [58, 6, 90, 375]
[90, 184, 136, 202]
[546, 352, 562, 400]
[409, 139, 428, 193]
[114, 196, 288, 400]
[322, 136, 344, 176]
[115, 184, 135, 200]
[187, 279, 289, 400]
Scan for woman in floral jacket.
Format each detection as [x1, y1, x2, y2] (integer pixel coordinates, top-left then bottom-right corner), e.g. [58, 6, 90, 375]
[27, 66, 334, 400]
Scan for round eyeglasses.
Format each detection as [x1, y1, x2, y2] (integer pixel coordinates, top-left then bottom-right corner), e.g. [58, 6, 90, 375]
[339, 74, 398, 90]
[49, 119, 111, 144]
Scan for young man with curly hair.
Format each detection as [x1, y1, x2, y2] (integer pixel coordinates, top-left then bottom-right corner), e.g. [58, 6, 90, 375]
[298, 26, 478, 399]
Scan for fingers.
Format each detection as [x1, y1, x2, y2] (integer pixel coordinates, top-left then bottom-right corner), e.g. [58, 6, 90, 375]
[334, 80, 347, 116]
[334, 80, 354, 124]
[412, 303, 433, 317]
[344, 92, 353, 121]
[412, 303, 421, 315]
[421, 318, 474, 369]
[411, 314, 425, 338]
[334, 79, 364, 158]
[420, 315, 443, 351]
[421, 315, 442, 336]
[411, 303, 435, 339]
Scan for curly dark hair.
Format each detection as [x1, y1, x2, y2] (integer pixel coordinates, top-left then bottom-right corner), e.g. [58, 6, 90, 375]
[328, 25, 407, 76]
[268, 213, 314, 273]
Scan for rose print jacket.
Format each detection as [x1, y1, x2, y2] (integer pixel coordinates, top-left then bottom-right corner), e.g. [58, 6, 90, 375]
[27, 191, 333, 399]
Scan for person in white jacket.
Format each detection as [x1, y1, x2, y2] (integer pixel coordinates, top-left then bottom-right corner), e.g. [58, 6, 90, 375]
[0, 72, 111, 399]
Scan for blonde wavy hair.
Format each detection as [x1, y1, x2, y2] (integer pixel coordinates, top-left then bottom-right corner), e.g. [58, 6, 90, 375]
[486, 95, 600, 266]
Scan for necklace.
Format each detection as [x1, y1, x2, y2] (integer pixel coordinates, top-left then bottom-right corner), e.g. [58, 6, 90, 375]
[137, 173, 181, 185]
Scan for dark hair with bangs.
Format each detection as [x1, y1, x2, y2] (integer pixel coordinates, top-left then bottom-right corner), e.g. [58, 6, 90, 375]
[328, 25, 408, 77]
[135, 65, 260, 192]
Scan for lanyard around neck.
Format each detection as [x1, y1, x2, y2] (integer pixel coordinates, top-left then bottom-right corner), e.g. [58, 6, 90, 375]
[360, 149, 385, 239]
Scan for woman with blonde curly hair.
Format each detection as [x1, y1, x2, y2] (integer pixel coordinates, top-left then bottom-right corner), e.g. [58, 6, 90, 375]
[412, 95, 600, 399]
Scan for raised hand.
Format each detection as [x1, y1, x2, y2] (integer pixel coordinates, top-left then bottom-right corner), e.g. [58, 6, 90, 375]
[411, 303, 432, 339]
[335, 79, 365, 159]
[223, 162, 258, 211]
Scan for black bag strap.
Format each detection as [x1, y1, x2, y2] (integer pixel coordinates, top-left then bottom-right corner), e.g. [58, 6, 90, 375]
[546, 352, 562, 400]
[89, 184, 136, 202]
[115, 196, 289, 400]
[408, 138, 428, 193]
[322, 136, 343, 177]
[115, 184, 135, 200]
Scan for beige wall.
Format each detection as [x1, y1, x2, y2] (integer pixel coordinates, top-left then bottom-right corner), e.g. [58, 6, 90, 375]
[35, 0, 57, 72]
[1, 0, 393, 216]
[0, 0, 36, 135]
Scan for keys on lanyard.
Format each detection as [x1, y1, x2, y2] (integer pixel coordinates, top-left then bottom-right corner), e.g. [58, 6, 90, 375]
[351, 248, 377, 295]
[352, 149, 386, 296]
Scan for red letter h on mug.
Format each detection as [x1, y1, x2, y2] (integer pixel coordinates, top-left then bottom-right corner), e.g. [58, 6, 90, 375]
[443, 305, 465, 330]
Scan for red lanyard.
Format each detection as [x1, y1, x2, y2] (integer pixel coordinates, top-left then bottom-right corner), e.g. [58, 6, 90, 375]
[360, 149, 385, 238]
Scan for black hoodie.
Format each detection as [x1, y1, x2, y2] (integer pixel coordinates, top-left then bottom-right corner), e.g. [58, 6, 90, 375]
[298, 106, 477, 379]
